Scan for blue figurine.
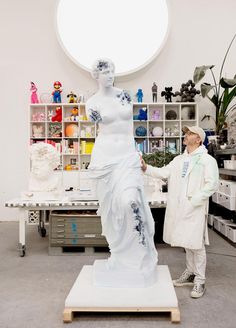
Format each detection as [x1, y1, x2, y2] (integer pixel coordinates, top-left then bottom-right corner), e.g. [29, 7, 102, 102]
[137, 108, 147, 121]
[136, 88, 143, 102]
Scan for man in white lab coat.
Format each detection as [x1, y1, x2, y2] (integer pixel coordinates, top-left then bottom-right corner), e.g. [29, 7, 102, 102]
[141, 126, 219, 298]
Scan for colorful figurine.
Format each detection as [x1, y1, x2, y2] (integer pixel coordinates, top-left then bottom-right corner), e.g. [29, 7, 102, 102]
[136, 89, 143, 102]
[30, 82, 39, 103]
[51, 106, 62, 122]
[52, 81, 62, 103]
[137, 107, 147, 120]
[70, 107, 79, 121]
[161, 87, 175, 102]
[152, 82, 158, 102]
[67, 91, 78, 103]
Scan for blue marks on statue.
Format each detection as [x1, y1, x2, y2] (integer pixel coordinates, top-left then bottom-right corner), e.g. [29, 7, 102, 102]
[131, 201, 146, 246]
[89, 108, 102, 123]
[97, 60, 109, 71]
[117, 90, 131, 106]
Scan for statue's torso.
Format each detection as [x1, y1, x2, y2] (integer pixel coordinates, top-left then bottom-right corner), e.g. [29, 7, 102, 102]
[87, 91, 136, 166]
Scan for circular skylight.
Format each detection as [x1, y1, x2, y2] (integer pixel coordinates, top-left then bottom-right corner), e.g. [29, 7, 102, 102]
[56, 0, 169, 77]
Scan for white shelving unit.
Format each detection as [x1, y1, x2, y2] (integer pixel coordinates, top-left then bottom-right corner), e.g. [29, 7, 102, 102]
[29, 102, 198, 188]
[29, 103, 96, 172]
[133, 102, 198, 154]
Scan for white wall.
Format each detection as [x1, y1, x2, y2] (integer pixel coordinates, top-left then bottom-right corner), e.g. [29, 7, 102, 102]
[1, 0, 236, 220]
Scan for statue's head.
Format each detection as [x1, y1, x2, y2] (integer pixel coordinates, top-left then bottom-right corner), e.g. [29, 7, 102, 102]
[91, 58, 115, 88]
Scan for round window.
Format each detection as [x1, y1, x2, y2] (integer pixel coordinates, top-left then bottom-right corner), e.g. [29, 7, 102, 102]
[56, 0, 169, 77]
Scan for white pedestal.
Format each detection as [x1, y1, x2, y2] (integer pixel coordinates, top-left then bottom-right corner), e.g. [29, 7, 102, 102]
[63, 265, 180, 323]
[93, 259, 157, 288]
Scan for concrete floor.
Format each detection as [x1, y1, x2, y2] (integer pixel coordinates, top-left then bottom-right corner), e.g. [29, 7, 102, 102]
[0, 222, 235, 328]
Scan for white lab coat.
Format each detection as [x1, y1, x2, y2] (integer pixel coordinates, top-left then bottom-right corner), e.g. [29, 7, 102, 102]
[145, 146, 219, 249]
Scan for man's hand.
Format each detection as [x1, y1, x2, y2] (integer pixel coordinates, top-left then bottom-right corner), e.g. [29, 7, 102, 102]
[140, 158, 147, 172]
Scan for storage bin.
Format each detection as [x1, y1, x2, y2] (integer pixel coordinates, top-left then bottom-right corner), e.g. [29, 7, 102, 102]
[224, 160, 236, 170]
[218, 180, 225, 194]
[212, 192, 219, 204]
[219, 220, 232, 236]
[223, 180, 236, 197]
[218, 193, 236, 210]
[208, 214, 214, 226]
[218, 179, 236, 196]
[213, 216, 223, 231]
[226, 225, 236, 242]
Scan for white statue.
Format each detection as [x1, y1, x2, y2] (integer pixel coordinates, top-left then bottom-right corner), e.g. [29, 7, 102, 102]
[22, 143, 62, 200]
[86, 58, 158, 288]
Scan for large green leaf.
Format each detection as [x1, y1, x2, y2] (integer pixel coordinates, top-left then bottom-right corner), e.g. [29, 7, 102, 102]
[221, 86, 236, 113]
[193, 65, 215, 83]
[211, 94, 220, 108]
[220, 77, 236, 88]
[201, 83, 215, 97]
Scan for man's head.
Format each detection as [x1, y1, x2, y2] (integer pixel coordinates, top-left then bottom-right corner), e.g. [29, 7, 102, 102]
[183, 126, 206, 148]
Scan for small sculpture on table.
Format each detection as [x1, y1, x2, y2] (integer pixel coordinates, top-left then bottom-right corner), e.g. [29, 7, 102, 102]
[52, 81, 62, 103]
[136, 88, 143, 102]
[22, 143, 62, 200]
[152, 82, 158, 102]
[161, 87, 175, 102]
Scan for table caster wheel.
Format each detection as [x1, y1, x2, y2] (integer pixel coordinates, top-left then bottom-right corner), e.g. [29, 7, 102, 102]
[41, 227, 46, 237]
[20, 249, 25, 257]
[18, 244, 26, 257]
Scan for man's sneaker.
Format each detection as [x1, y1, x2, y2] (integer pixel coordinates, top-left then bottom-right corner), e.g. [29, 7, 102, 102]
[190, 283, 206, 298]
[173, 269, 195, 287]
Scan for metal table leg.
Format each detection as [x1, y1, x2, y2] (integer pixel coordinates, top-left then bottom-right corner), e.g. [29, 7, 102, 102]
[18, 208, 26, 257]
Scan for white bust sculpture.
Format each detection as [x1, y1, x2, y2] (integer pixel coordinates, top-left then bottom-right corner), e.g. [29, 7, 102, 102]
[86, 58, 158, 288]
[22, 143, 62, 200]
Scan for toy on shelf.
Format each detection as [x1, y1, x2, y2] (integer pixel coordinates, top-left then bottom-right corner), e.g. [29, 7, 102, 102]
[135, 126, 147, 136]
[152, 82, 158, 102]
[65, 123, 78, 137]
[161, 87, 175, 102]
[30, 82, 39, 104]
[174, 80, 200, 102]
[48, 122, 62, 138]
[32, 124, 44, 138]
[52, 81, 62, 103]
[52, 106, 62, 122]
[32, 112, 45, 122]
[70, 107, 79, 121]
[152, 126, 163, 137]
[136, 88, 143, 102]
[67, 91, 78, 103]
[151, 109, 161, 120]
[137, 107, 147, 121]
[47, 110, 54, 122]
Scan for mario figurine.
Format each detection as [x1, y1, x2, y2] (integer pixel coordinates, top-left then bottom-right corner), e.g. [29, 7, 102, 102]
[52, 81, 62, 103]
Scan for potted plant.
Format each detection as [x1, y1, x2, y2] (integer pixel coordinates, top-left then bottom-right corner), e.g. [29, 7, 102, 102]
[193, 34, 236, 135]
[142, 150, 178, 168]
